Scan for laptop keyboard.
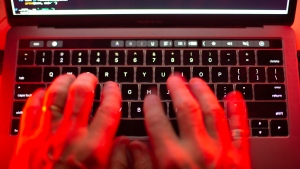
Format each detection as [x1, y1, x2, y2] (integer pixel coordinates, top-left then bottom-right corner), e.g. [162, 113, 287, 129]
[11, 39, 288, 137]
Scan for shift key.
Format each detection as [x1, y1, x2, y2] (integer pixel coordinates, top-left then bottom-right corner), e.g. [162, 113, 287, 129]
[254, 84, 285, 100]
[15, 84, 45, 99]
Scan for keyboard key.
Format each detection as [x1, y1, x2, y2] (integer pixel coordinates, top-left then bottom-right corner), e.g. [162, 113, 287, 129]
[72, 50, 88, 65]
[257, 50, 283, 65]
[131, 102, 144, 118]
[202, 50, 218, 65]
[254, 84, 285, 100]
[15, 84, 45, 99]
[251, 120, 268, 128]
[238, 50, 255, 65]
[246, 102, 286, 118]
[270, 120, 288, 136]
[252, 129, 269, 137]
[160, 84, 171, 100]
[121, 102, 129, 118]
[141, 84, 157, 100]
[192, 67, 210, 82]
[109, 50, 125, 65]
[155, 67, 171, 82]
[11, 119, 20, 135]
[36, 50, 52, 65]
[116, 120, 147, 136]
[62, 67, 78, 76]
[220, 50, 237, 65]
[267, 67, 284, 82]
[54, 50, 70, 65]
[217, 84, 234, 100]
[90, 50, 106, 65]
[230, 67, 247, 82]
[174, 67, 190, 81]
[183, 50, 200, 65]
[249, 67, 266, 82]
[117, 67, 134, 82]
[80, 67, 97, 76]
[122, 84, 138, 100]
[165, 50, 181, 65]
[16, 67, 42, 82]
[18, 50, 34, 65]
[235, 84, 253, 100]
[136, 67, 153, 82]
[43, 67, 60, 82]
[13, 101, 26, 117]
[146, 50, 163, 65]
[127, 50, 144, 65]
[212, 67, 228, 82]
[99, 67, 115, 82]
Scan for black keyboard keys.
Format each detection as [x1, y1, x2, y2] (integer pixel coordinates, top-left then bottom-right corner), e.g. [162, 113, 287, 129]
[72, 50, 88, 65]
[254, 84, 285, 100]
[165, 50, 181, 65]
[127, 50, 143, 65]
[202, 50, 218, 65]
[43, 67, 60, 82]
[249, 67, 266, 82]
[236, 84, 253, 100]
[98, 67, 115, 82]
[239, 50, 255, 65]
[16, 67, 42, 82]
[90, 50, 106, 65]
[54, 50, 70, 65]
[267, 67, 284, 82]
[15, 84, 45, 99]
[131, 102, 144, 118]
[122, 84, 138, 100]
[220, 50, 237, 65]
[212, 67, 228, 82]
[183, 50, 200, 65]
[109, 50, 125, 65]
[257, 50, 283, 65]
[192, 67, 210, 82]
[230, 67, 247, 82]
[36, 50, 52, 65]
[155, 67, 171, 82]
[146, 50, 163, 65]
[136, 67, 153, 82]
[270, 120, 288, 136]
[117, 67, 134, 82]
[246, 102, 286, 118]
[18, 50, 34, 65]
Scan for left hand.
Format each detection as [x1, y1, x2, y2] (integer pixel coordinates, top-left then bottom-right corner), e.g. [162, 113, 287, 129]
[10, 73, 122, 169]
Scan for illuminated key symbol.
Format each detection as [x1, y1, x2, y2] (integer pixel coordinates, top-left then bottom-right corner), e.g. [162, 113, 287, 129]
[152, 52, 156, 57]
[97, 52, 100, 56]
[78, 52, 82, 56]
[115, 52, 119, 56]
[60, 52, 64, 56]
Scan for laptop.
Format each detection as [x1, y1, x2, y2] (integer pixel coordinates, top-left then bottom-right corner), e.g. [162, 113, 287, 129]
[1, 0, 300, 168]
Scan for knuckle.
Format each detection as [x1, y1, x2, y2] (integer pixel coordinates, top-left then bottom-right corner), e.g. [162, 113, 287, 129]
[176, 99, 199, 114]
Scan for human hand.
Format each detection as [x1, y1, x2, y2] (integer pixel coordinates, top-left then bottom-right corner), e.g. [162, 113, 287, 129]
[141, 75, 251, 169]
[9, 73, 122, 169]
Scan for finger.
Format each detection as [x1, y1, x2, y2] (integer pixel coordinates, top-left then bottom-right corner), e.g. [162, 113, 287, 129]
[58, 73, 97, 130]
[226, 91, 251, 169]
[19, 88, 45, 137]
[189, 78, 231, 142]
[226, 92, 250, 149]
[89, 81, 121, 141]
[129, 140, 153, 169]
[143, 93, 178, 152]
[110, 136, 130, 169]
[166, 74, 208, 140]
[41, 74, 76, 134]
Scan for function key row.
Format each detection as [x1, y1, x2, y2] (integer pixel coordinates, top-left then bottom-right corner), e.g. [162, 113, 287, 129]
[17, 50, 283, 66]
[16, 66, 285, 83]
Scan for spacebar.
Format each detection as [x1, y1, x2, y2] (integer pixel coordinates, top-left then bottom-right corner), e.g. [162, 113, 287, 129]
[116, 119, 179, 137]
